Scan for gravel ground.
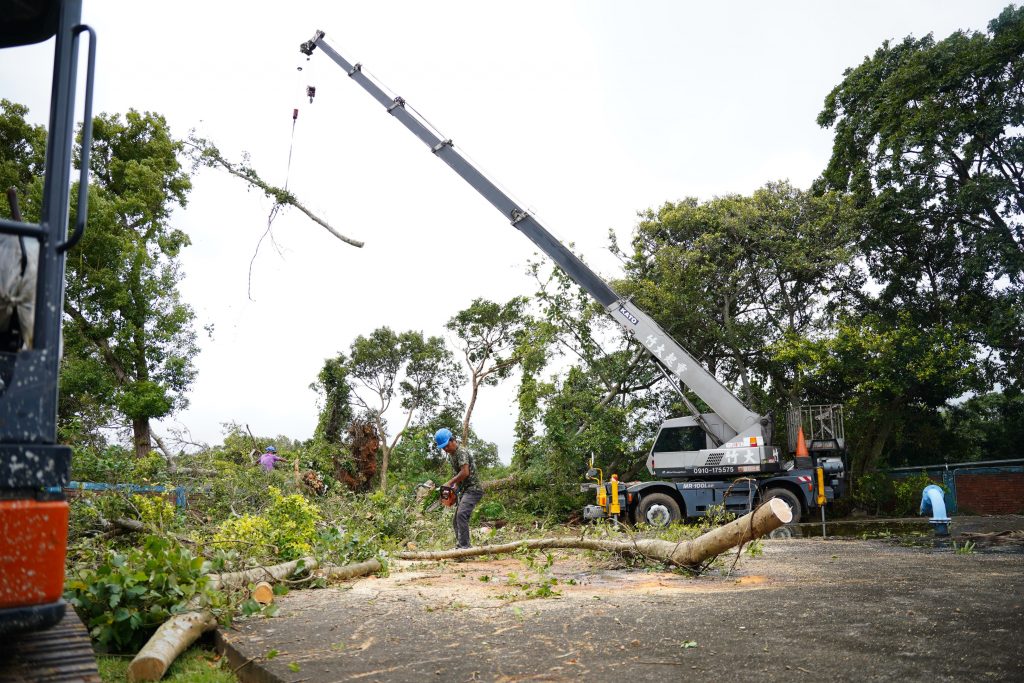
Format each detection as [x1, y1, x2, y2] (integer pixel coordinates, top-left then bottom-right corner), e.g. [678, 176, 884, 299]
[217, 515, 1024, 683]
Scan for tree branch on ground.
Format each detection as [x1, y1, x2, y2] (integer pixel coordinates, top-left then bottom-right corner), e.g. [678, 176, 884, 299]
[399, 498, 790, 567]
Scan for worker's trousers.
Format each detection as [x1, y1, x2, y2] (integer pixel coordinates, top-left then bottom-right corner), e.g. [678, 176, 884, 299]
[453, 488, 483, 548]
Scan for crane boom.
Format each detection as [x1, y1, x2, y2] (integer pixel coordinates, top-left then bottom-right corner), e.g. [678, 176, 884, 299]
[300, 31, 769, 448]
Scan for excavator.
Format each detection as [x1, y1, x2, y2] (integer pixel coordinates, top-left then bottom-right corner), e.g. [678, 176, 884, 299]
[0, 0, 100, 678]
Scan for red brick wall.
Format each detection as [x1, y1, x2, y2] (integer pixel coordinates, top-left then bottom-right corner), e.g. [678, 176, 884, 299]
[955, 472, 1024, 515]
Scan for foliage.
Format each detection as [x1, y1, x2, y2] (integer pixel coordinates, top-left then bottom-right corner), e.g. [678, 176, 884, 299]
[854, 472, 941, 517]
[0, 99, 47, 192]
[776, 312, 980, 475]
[211, 487, 321, 561]
[338, 327, 464, 489]
[447, 296, 533, 442]
[132, 493, 182, 531]
[818, 6, 1024, 391]
[309, 356, 353, 477]
[940, 391, 1024, 463]
[70, 444, 137, 483]
[500, 549, 561, 600]
[892, 473, 942, 518]
[57, 109, 200, 457]
[616, 181, 860, 416]
[64, 535, 222, 653]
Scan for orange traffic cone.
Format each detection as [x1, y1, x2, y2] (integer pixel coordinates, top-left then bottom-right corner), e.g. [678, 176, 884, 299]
[795, 425, 811, 465]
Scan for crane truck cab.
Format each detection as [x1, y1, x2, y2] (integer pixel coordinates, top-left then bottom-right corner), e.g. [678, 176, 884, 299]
[648, 414, 781, 479]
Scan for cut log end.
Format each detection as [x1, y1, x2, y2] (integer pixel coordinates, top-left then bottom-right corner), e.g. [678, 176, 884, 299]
[126, 657, 163, 683]
[252, 581, 274, 605]
[768, 496, 793, 524]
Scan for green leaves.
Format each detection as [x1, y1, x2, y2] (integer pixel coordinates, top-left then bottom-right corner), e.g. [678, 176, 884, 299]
[53, 108, 200, 453]
[818, 6, 1024, 390]
[64, 535, 220, 653]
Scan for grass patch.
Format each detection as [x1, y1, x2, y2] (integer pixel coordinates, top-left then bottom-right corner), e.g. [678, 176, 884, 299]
[97, 645, 237, 683]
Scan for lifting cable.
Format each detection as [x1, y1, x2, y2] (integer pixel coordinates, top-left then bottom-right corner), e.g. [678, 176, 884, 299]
[248, 59, 315, 300]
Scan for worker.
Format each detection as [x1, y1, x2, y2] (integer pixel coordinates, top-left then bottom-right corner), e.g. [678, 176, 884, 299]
[258, 445, 285, 472]
[435, 428, 483, 549]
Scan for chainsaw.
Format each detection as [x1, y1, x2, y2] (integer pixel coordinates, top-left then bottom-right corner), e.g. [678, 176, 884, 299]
[439, 485, 459, 507]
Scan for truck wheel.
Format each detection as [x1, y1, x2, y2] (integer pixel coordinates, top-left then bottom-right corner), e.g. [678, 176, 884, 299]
[636, 493, 682, 527]
[763, 487, 804, 524]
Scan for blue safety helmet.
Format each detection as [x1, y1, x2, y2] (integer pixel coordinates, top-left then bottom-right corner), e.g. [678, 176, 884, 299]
[265, 445, 277, 453]
[434, 428, 453, 450]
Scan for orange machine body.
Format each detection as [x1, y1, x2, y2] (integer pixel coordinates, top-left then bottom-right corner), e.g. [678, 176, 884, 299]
[0, 499, 69, 608]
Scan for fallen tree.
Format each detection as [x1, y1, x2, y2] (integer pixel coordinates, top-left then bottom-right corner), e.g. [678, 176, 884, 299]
[399, 498, 792, 567]
[127, 556, 382, 682]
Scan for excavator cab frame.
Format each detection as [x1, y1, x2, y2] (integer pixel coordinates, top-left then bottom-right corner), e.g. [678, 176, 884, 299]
[0, 0, 95, 636]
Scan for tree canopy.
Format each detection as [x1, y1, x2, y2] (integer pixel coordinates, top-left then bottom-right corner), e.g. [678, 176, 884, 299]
[818, 5, 1024, 389]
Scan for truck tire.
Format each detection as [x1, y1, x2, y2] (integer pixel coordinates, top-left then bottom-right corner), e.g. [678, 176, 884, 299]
[763, 487, 804, 525]
[636, 492, 682, 527]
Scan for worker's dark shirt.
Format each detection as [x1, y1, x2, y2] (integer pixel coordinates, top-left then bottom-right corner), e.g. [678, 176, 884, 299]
[449, 446, 482, 492]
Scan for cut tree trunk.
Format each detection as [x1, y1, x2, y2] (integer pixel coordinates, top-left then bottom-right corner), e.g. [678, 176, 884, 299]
[251, 582, 274, 605]
[399, 498, 791, 567]
[210, 556, 318, 591]
[127, 556, 380, 680]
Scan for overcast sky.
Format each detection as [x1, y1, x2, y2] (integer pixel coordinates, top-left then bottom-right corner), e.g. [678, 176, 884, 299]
[1, 1, 1011, 461]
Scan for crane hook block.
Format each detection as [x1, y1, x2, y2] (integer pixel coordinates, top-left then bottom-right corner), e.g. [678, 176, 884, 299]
[306, 85, 316, 104]
[299, 30, 325, 56]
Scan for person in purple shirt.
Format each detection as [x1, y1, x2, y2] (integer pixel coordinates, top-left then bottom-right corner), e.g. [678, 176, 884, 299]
[258, 445, 285, 472]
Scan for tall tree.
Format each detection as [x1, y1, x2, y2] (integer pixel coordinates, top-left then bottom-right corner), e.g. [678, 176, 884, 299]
[818, 6, 1024, 389]
[614, 181, 859, 420]
[1, 104, 200, 457]
[447, 297, 532, 443]
[62, 111, 199, 457]
[515, 262, 658, 473]
[344, 328, 463, 489]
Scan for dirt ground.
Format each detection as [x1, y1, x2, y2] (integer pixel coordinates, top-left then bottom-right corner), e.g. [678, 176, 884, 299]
[216, 516, 1024, 682]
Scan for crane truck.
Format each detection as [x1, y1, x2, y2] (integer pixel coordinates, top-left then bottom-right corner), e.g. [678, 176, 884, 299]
[299, 30, 847, 528]
[0, 0, 100, 676]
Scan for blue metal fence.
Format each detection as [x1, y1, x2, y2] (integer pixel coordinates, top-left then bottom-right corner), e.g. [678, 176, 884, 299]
[48, 481, 189, 508]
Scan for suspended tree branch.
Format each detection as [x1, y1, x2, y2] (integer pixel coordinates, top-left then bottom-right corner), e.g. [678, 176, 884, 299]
[185, 135, 364, 248]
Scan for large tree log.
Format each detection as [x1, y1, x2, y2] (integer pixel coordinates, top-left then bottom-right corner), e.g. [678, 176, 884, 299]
[399, 498, 791, 566]
[127, 556, 380, 680]
[319, 558, 383, 580]
[210, 556, 318, 590]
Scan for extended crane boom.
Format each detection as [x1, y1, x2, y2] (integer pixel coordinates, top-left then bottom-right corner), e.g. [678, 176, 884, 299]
[300, 30, 775, 477]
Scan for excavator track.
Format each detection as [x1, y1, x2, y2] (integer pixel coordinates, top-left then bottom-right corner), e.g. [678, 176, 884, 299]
[0, 609, 100, 682]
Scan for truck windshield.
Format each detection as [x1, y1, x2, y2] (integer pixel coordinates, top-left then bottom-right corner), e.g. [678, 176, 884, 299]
[652, 425, 705, 453]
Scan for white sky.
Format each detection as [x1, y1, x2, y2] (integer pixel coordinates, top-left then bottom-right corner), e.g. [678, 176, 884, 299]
[1, 0, 1010, 461]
